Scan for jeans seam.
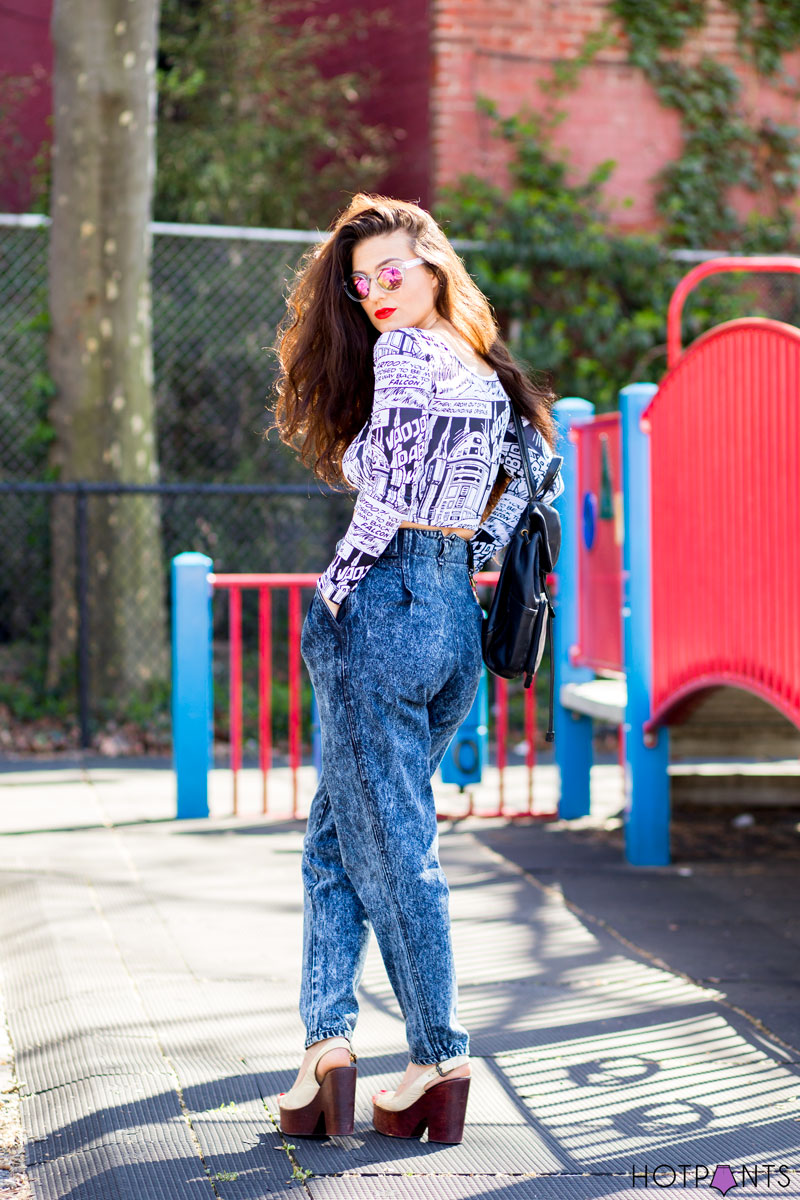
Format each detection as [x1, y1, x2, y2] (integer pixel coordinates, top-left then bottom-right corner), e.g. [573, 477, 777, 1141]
[307, 879, 317, 1035]
[338, 637, 440, 1060]
[302, 790, 330, 1038]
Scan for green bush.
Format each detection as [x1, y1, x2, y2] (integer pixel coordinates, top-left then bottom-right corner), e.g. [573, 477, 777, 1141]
[436, 101, 797, 411]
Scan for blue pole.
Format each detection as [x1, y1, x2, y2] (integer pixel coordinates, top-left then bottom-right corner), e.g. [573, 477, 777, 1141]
[440, 667, 489, 786]
[552, 397, 595, 819]
[619, 384, 670, 865]
[311, 687, 322, 775]
[171, 552, 213, 819]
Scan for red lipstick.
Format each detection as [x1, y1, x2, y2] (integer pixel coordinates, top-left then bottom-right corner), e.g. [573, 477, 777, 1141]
[375, 308, 396, 319]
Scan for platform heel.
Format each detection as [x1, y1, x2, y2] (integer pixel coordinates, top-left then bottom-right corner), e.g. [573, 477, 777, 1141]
[372, 1055, 470, 1144]
[279, 1038, 357, 1138]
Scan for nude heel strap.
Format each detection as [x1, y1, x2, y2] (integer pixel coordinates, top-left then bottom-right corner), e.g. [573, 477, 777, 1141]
[309, 1037, 356, 1072]
[373, 1054, 469, 1112]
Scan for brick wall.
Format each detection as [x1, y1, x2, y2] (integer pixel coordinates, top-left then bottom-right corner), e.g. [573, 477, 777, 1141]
[2, 0, 797, 234]
[431, 0, 800, 233]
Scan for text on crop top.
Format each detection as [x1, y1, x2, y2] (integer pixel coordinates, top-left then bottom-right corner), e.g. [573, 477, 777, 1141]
[317, 326, 564, 605]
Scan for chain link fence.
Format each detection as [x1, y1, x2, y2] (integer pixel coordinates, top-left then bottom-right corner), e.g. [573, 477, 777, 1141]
[150, 222, 328, 480]
[0, 215, 333, 483]
[0, 217, 51, 479]
[2, 215, 799, 752]
[0, 216, 353, 751]
[0, 480, 352, 752]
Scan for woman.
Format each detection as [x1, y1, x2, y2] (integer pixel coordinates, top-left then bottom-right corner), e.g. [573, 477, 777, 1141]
[270, 193, 564, 1144]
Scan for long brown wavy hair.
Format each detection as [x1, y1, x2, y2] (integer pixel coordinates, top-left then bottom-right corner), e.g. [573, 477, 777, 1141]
[269, 193, 560, 508]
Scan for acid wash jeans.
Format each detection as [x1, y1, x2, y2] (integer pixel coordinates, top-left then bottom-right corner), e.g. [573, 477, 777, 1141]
[299, 527, 484, 1065]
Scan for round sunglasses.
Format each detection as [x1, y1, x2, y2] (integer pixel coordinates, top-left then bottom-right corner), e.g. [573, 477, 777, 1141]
[343, 257, 426, 303]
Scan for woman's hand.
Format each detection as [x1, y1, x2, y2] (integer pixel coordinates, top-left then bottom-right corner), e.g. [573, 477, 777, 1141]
[321, 594, 340, 620]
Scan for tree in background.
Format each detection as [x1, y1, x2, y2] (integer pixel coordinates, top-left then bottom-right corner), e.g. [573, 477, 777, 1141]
[47, 0, 167, 702]
[156, 0, 397, 229]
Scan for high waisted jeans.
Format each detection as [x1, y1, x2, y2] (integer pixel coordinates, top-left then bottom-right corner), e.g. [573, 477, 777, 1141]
[299, 527, 484, 1064]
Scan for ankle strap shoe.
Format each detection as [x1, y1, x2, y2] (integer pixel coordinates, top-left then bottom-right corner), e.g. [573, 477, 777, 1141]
[373, 1055, 469, 1111]
[372, 1055, 470, 1144]
[279, 1038, 357, 1138]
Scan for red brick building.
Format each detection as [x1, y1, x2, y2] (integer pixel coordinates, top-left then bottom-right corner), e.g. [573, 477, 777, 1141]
[3, 0, 798, 231]
[0, 0, 52, 213]
[427, 0, 800, 230]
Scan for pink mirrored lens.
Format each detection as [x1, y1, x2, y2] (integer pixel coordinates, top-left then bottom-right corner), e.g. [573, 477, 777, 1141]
[376, 265, 403, 290]
[350, 276, 370, 298]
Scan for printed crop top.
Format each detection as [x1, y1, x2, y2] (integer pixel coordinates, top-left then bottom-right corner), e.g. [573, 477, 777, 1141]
[317, 325, 565, 604]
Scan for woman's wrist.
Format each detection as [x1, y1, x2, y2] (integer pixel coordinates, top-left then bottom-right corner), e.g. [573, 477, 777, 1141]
[322, 593, 340, 618]
[317, 580, 342, 616]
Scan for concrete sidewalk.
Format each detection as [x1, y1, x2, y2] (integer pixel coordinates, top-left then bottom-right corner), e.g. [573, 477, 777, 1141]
[0, 765, 798, 1199]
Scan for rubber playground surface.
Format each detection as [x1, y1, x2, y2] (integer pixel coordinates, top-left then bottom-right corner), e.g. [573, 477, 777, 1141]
[0, 762, 799, 1199]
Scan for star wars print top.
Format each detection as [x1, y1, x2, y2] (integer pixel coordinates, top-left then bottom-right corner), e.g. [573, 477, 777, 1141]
[317, 325, 565, 605]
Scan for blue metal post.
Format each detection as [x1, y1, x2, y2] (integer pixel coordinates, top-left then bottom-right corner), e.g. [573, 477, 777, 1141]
[552, 397, 595, 819]
[619, 384, 670, 865]
[440, 668, 489, 786]
[171, 552, 213, 819]
[311, 687, 322, 775]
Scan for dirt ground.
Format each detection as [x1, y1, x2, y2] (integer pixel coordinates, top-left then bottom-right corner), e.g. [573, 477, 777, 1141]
[579, 798, 800, 862]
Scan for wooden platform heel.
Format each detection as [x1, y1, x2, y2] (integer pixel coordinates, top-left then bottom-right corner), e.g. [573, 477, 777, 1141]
[278, 1038, 357, 1137]
[372, 1055, 470, 1144]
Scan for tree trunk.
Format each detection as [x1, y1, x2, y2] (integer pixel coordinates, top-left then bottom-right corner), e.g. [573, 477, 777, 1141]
[47, 0, 167, 706]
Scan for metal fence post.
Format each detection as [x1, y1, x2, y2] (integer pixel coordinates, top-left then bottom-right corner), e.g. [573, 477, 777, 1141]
[74, 484, 91, 749]
[619, 384, 670, 865]
[171, 552, 213, 819]
[552, 397, 595, 819]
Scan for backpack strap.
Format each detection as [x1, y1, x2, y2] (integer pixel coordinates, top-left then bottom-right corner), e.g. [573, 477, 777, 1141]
[510, 405, 563, 503]
[510, 405, 560, 743]
[511, 406, 537, 502]
[534, 455, 563, 502]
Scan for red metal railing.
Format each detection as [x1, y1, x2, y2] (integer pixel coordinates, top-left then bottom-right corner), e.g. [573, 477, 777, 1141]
[571, 412, 624, 673]
[643, 315, 800, 733]
[210, 571, 557, 820]
[212, 572, 314, 816]
[666, 255, 800, 368]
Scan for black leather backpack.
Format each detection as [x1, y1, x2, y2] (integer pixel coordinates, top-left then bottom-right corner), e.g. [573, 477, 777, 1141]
[481, 406, 563, 742]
